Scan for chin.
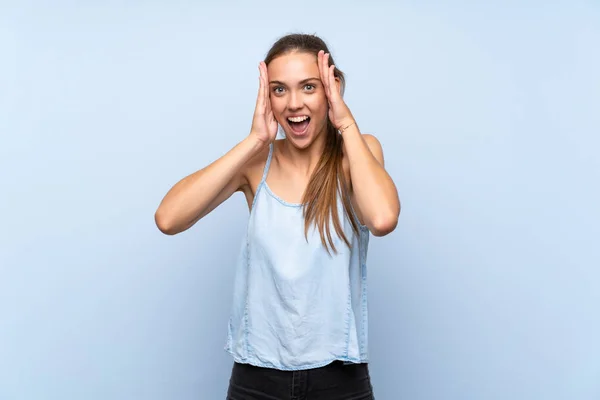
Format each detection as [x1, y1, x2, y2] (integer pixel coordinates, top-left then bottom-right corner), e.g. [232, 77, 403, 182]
[281, 130, 315, 150]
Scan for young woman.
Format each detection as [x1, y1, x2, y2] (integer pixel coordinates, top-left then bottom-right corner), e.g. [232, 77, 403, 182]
[155, 33, 400, 399]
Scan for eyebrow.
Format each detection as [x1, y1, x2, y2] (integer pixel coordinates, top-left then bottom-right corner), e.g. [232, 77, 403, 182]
[269, 77, 320, 86]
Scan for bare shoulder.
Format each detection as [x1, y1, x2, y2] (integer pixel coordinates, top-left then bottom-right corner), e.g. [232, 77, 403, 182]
[246, 142, 272, 172]
[361, 133, 385, 165]
[240, 141, 272, 194]
[342, 133, 385, 177]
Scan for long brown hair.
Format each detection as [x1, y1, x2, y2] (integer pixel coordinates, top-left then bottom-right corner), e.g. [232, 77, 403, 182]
[264, 33, 359, 254]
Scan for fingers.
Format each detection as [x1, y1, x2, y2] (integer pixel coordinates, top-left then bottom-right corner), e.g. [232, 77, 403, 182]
[317, 50, 324, 82]
[257, 61, 273, 117]
[318, 50, 335, 98]
[260, 62, 272, 115]
[256, 62, 266, 114]
[329, 64, 337, 96]
[317, 50, 324, 90]
[318, 50, 328, 95]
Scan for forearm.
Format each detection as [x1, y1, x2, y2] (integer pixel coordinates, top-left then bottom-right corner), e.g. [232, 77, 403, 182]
[155, 134, 265, 234]
[342, 122, 400, 236]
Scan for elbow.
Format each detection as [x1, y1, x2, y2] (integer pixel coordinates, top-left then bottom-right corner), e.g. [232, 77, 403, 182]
[369, 207, 400, 237]
[370, 217, 398, 237]
[154, 209, 180, 235]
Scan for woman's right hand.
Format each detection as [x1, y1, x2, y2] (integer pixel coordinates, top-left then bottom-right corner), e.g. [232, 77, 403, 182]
[250, 61, 278, 145]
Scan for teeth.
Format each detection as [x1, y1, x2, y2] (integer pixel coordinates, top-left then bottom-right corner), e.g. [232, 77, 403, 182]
[288, 116, 309, 123]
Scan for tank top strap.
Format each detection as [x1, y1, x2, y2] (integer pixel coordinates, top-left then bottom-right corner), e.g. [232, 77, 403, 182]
[259, 143, 274, 185]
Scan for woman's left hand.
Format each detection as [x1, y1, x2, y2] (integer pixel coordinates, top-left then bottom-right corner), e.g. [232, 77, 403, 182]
[317, 50, 355, 132]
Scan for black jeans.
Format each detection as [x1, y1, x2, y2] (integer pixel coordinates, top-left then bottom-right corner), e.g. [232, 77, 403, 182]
[226, 360, 374, 400]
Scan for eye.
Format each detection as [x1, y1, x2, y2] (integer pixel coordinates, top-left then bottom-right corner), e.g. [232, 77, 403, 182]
[272, 86, 285, 95]
[304, 84, 316, 91]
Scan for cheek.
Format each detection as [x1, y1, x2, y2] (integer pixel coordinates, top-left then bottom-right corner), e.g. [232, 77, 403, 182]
[270, 95, 286, 114]
[309, 96, 328, 116]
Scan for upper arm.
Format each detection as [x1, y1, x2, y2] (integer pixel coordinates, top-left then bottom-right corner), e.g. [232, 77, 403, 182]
[193, 145, 267, 223]
[362, 134, 385, 166]
[343, 133, 387, 226]
[181, 170, 247, 231]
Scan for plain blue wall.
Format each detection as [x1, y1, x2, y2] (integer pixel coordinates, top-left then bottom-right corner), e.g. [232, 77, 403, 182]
[1, 1, 599, 399]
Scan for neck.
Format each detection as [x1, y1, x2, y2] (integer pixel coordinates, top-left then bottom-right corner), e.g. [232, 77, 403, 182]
[281, 129, 328, 177]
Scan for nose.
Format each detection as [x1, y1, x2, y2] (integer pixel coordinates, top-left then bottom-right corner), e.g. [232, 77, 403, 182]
[287, 90, 303, 110]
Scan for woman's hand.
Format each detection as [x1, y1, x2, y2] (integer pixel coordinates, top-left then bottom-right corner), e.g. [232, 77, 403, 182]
[249, 61, 278, 145]
[317, 50, 355, 132]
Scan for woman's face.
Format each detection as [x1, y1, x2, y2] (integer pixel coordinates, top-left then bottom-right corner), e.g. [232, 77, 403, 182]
[267, 51, 330, 149]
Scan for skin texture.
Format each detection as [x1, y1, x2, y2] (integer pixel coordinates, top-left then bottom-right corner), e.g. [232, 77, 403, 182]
[154, 50, 400, 237]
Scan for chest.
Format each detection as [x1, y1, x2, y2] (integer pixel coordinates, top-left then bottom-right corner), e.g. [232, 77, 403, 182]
[247, 187, 355, 284]
[244, 147, 365, 226]
[264, 167, 310, 205]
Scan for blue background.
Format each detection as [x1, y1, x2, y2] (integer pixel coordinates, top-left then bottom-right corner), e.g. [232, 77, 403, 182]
[1, 1, 599, 399]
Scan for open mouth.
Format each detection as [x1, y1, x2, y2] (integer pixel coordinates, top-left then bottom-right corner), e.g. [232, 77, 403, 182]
[287, 115, 311, 135]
